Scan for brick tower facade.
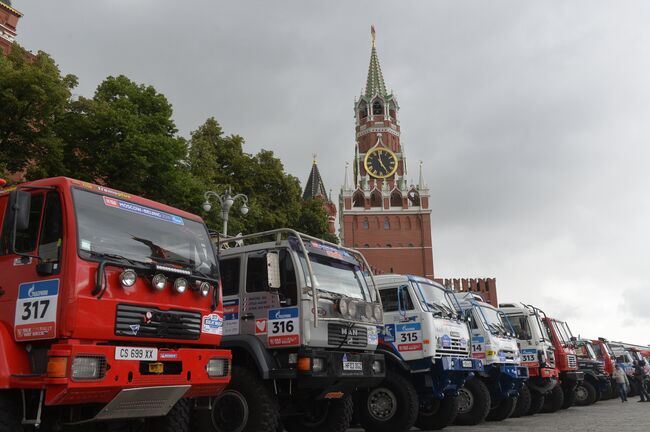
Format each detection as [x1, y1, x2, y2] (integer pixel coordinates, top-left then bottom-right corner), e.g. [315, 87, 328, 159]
[0, 1, 22, 56]
[339, 28, 434, 278]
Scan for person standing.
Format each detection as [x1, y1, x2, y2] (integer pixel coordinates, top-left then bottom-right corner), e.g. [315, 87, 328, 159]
[634, 360, 650, 402]
[613, 364, 629, 402]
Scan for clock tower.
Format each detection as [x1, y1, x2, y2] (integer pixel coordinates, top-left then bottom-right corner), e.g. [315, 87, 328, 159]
[339, 27, 434, 278]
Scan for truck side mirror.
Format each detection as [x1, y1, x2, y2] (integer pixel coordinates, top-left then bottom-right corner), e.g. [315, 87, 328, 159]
[266, 251, 281, 290]
[10, 190, 31, 231]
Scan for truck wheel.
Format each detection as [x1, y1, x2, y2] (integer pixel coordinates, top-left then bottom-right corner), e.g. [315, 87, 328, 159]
[526, 390, 544, 416]
[540, 385, 564, 413]
[414, 395, 458, 430]
[210, 366, 279, 432]
[355, 370, 418, 432]
[149, 398, 191, 432]
[283, 395, 353, 432]
[486, 396, 517, 421]
[561, 384, 576, 409]
[574, 381, 597, 406]
[0, 392, 24, 432]
[453, 378, 490, 426]
[510, 385, 531, 418]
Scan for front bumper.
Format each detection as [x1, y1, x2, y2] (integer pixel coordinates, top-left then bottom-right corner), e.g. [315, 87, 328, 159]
[11, 343, 231, 409]
[429, 357, 483, 398]
[280, 349, 384, 398]
[484, 364, 529, 399]
[560, 370, 584, 389]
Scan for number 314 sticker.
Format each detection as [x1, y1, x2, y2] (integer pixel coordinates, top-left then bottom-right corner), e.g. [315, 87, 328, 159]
[14, 279, 59, 341]
[267, 307, 300, 347]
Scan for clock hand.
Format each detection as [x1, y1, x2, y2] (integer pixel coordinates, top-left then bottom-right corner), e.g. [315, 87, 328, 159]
[378, 157, 388, 171]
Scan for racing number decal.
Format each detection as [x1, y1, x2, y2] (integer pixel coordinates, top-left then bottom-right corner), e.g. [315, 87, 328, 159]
[396, 322, 422, 352]
[14, 279, 59, 341]
[267, 307, 300, 347]
[521, 348, 539, 366]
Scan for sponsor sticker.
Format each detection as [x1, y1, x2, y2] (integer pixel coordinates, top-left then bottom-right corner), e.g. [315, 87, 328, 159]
[521, 348, 538, 366]
[223, 298, 240, 336]
[267, 307, 300, 347]
[440, 334, 452, 348]
[103, 196, 183, 225]
[202, 313, 223, 335]
[381, 324, 396, 343]
[14, 279, 59, 341]
[255, 318, 267, 334]
[396, 322, 422, 352]
[159, 352, 178, 359]
[367, 326, 378, 345]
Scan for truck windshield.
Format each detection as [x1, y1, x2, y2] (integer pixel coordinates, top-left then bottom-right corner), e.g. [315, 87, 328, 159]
[508, 314, 533, 341]
[478, 306, 510, 335]
[300, 253, 373, 301]
[551, 320, 572, 345]
[412, 281, 457, 318]
[72, 188, 218, 278]
[576, 342, 597, 359]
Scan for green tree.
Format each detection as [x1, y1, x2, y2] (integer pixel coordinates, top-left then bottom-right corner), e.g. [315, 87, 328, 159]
[188, 118, 337, 242]
[57, 75, 197, 208]
[0, 45, 77, 180]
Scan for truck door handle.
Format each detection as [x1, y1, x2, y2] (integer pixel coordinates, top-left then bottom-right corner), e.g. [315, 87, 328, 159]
[241, 313, 255, 321]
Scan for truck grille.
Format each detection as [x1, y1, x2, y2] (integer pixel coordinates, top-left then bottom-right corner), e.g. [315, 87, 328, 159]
[436, 336, 469, 358]
[115, 304, 201, 340]
[327, 323, 367, 348]
[567, 354, 577, 369]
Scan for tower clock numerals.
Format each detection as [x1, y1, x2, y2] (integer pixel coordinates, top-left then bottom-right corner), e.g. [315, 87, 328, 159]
[364, 148, 398, 179]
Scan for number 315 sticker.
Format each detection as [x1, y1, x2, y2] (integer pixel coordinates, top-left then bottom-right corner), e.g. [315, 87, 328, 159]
[14, 279, 59, 341]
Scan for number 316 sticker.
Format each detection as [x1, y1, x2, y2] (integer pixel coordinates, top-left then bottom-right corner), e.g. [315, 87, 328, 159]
[14, 279, 59, 341]
[268, 307, 300, 347]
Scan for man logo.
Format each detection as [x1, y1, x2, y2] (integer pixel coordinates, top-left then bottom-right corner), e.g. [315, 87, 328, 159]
[130, 324, 140, 335]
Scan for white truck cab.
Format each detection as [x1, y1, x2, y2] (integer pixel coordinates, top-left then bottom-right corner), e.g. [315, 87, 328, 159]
[451, 293, 528, 425]
[354, 275, 482, 432]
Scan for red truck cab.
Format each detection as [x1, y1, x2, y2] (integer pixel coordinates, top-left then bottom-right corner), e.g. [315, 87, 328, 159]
[541, 317, 584, 409]
[0, 177, 230, 429]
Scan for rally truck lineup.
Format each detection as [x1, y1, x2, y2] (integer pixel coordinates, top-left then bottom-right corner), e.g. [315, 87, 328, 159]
[1, 177, 649, 432]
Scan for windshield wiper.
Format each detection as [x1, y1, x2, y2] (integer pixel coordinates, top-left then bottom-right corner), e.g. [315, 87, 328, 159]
[87, 251, 151, 267]
[424, 301, 445, 317]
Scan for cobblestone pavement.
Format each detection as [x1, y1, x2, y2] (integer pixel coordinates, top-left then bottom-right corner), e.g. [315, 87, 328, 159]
[350, 398, 650, 432]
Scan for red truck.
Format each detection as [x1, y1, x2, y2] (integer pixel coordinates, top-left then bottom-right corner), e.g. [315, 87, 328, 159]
[0, 177, 231, 430]
[541, 316, 583, 411]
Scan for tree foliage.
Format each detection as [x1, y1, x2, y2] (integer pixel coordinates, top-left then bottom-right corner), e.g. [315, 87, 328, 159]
[1, 46, 337, 242]
[0, 45, 77, 177]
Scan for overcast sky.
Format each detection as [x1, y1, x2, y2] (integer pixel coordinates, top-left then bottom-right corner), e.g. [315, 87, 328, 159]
[14, 0, 650, 344]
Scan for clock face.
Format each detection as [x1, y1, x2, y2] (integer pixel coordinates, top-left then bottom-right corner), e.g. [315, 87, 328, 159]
[364, 148, 398, 179]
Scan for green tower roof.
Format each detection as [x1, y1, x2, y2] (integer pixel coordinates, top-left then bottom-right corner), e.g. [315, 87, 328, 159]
[364, 26, 388, 98]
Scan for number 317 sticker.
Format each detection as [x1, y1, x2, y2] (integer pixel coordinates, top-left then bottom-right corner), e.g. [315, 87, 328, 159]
[14, 279, 59, 341]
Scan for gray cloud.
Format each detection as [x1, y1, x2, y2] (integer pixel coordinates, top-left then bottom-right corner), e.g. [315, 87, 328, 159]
[14, 0, 650, 343]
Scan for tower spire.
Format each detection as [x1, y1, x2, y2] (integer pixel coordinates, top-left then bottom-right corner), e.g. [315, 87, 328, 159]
[365, 25, 388, 98]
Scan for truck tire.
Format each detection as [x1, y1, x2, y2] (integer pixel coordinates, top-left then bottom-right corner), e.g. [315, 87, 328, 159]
[561, 384, 576, 409]
[486, 396, 517, 421]
[283, 395, 353, 432]
[540, 385, 564, 413]
[574, 381, 597, 406]
[210, 365, 279, 432]
[0, 392, 24, 432]
[355, 370, 418, 432]
[526, 390, 544, 416]
[453, 378, 490, 426]
[149, 398, 191, 432]
[414, 395, 458, 430]
[510, 385, 531, 418]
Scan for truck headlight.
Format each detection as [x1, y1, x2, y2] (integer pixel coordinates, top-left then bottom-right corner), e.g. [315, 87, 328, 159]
[206, 358, 228, 377]
[174, 278, 188, 294]
[71, 356, 105, 381]
[312, 358, 326, 372]
[338, 298, 349, 316]
[347, 300, 358, 319]
[363, 303, 373, 320]
[152, 273, 167, 291]
[373, 304, 383, 323]
[372, 360, 384, 374]
[119, 269, 137, 288]
[198, 281, 211, 297]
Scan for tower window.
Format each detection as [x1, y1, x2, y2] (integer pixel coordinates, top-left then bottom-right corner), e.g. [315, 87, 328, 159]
[370, 190, 382, 207]
[362, 218, 369, 230]
[359, 102, 368, 119]
[407, 190, 420, 206]
[353, 190, 365, 208]
[372, 100, 383, 115]
[390, 190, 402, 207]
[383, 218, 390, 230]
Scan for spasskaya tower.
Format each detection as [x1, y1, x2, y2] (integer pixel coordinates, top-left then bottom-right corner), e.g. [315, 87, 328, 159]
[339, 27, 434, 278]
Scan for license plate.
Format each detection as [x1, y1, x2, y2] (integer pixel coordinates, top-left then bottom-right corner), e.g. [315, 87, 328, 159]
[462, 360, 473, 368]
[343, 361, 363, 371]
[115, 346, 158, 361]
